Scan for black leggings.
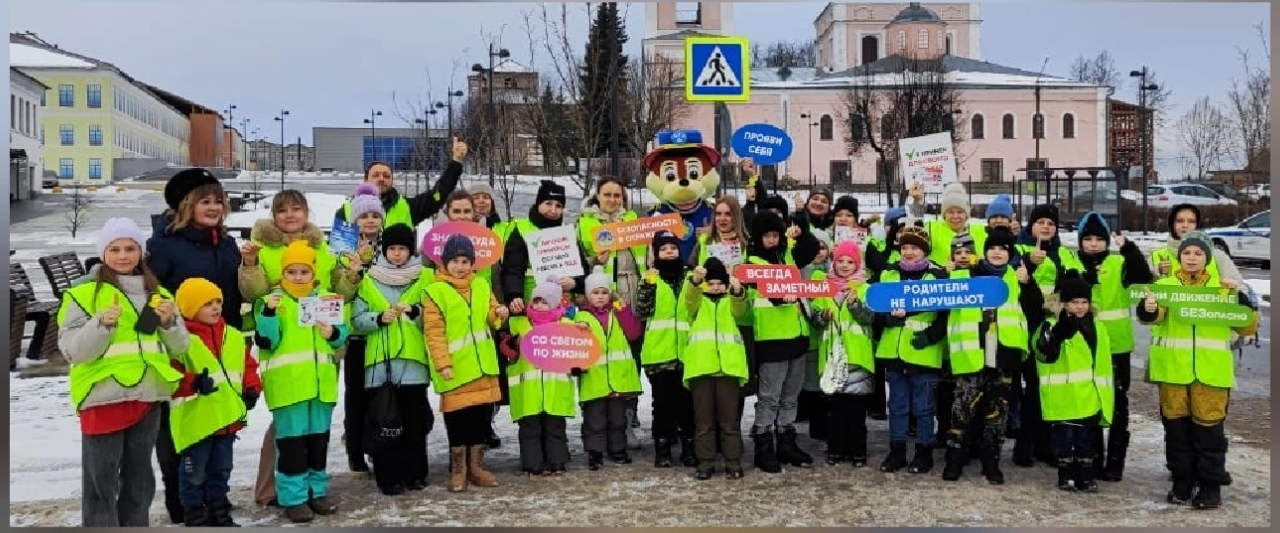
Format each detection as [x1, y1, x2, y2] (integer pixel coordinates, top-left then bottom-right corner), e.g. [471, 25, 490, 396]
[444, 404, 493, 447]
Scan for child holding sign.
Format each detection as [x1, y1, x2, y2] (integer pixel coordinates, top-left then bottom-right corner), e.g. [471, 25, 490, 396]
[253, 240, 349, 523]
[636, 231, 697, 468]
[682, 257, 751, 480]
[1137, 231, 1258, 510]
[58, 218, 187, 527]
[575, 266, 645, 469]
[504, 277, 578, 476]
[809, 240, 875, 467]
[1032, 275, 1112, 494]
[422, 235, 510, 493]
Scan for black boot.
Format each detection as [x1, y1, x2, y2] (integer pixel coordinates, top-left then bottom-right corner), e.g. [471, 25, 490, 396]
[1191, 421, 1229, 510]
[880, 442, 908, 472]
[183, 505, 211, 527]
[751, 428, 781, 474]
[679, 436, 698, 467]
[348, 454, 369, 473]
[608, 451, 633, 464]
[1163, 417, 1197, 505]
[207, 499, 241, 527]
[1057, 459, 1075, 491]
[587, 450, 604, 471]
[1101, 429, 1129, 482]
[941, 445, 966, 481]
[1012, 428, 1035, 467]
[695, 464, 715, 480]
[1074, 457, 1098, 492]
[654, 438, 674, 468]
[907, 443, 934, 474]
[775, 426, 813, 467]
[980, 445, 1005, 485]
[1193, 484, 1222, 510]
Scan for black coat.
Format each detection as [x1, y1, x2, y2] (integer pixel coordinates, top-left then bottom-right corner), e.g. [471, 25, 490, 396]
[499, 215, 589, 304]
[332, 159, 463, 225]
[146, 214, 243, 328]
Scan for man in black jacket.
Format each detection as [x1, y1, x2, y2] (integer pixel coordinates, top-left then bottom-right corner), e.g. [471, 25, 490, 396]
[333, 137, 469, 228]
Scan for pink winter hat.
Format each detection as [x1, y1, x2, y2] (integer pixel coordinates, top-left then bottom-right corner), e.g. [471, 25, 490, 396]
[833, 240, 863, 269]
[350, 183, 384, 220]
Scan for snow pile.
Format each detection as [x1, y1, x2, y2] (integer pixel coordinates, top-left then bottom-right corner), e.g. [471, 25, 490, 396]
[1244, 278, 1270, 307]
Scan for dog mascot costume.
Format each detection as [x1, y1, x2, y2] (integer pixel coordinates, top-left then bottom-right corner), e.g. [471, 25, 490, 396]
[644, 129, 721, 259]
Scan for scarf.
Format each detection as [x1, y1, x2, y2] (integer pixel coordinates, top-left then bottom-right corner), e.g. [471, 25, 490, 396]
[368, 255, 424, 287]
[655, 257, 685, 284]
[528, 305, 567, 325]
[899, 258, 930, 272]
[826, 268, 864, 303]
[976, 260, 1009, 278]
[281, 279, 315, 299]
[528, 204, 562, 229]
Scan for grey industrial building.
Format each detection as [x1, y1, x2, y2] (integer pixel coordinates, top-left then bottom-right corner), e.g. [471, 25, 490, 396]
[313, 126, 449, 173]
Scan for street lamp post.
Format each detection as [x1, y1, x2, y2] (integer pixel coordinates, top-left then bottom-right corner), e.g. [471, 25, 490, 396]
[800, 113, 817, 189]
[1129, 66, 1159, 234]
[274, 109, 289, 189]
[473, 44, 511, 188]
[223, 104, 236, 168]
[437, 89, 464, 142]
[363, 109, 383, 163]
[239, 117, 251, 171]
[415, 108, 440, 195]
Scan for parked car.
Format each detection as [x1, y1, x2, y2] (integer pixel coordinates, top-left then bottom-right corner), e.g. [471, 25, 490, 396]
[1199, 181, 1246, 202]
[1247, 183, 1270, 201]
[1145, 183, 1239, 207]
[1204, 209, 1270, 268]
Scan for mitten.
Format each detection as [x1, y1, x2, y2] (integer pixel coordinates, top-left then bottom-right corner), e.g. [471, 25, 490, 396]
[242, 390, 259, 410]
[910, 330, 933, 350]
[194, 368, 219, 396]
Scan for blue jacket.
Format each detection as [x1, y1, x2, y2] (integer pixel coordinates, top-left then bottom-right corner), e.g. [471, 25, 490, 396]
[146, 213, 244, 328]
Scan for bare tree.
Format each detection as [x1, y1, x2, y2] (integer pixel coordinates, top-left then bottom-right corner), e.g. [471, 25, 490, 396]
[623, 52, 690, 180]
[64, 184, 95, 238]
[1069, 50, 1120, 95]
[1138, 69, 1174, 127]
[753, 40, 817, 68]
[1226, 23, 1270, 170]
[1176, 96, 1232, 180]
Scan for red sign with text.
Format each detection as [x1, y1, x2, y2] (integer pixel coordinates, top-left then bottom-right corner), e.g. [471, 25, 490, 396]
[732, 264, 801, 284]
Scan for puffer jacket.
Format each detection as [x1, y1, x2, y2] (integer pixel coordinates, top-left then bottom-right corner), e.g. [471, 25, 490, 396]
[147, 213, 243, 328]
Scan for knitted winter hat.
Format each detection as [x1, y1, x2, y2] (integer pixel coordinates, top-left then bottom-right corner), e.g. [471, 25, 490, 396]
[281, 239, 316, 270]
[1077, 211, 1111, 248]
[1059, 274, 1092, 303]
[985, 194, 1014, 221]
[884, 206, 907, 225]
[896, 224, 931, 254]
[1178, 231, 1213, 263]
[1167, 203, 1201, 239]
[1027, 203, 1060, 228]
[651, 230, 682, 257]
[96, 217, 148, 259]
[442, 234, 476, 264]
[761, 195, 789, 217]
[808, 188, 833, 205]
[468, 183, 496, 199]
[833, 195, 859, 218]
[175, 278, 223, 320]
[535, 180, 567, 206]
[984, 226, 1018, 254]
[531, 275, 563, 306]
[940, 182, 969, 215]
[585, 265, 611, 294]
[703, 257, 730, 285]
[351, 183, 385, 220]
[833, 240, 863, 269]
[381, 223, 417, 256]
[951, 232, 975, 253]
[164, 167, 220, 211]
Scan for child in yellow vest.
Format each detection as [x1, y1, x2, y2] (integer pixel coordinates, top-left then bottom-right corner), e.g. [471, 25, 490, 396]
[576, 266, 644, 469]
[636, 231, 697, 467]
[683, 257, 751, 479]
[254, 240, 349, 523]
[810, 240, 875, 467]
[171, 278, 261, 527]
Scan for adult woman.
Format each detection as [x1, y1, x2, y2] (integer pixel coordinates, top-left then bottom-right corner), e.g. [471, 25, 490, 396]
[501, 180, 586, 311]
[577, 176, 645, 308]
[1150, 204, 1243, 286]
[145, 168, 242, 524]
[469, 184, 504, 231]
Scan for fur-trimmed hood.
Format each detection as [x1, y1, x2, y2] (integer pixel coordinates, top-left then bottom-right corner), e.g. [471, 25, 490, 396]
[250, 218, 324, 248]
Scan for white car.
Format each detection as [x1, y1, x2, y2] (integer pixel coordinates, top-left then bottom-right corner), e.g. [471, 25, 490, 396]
[1145, 183, 1239, 207]
[1205, 210, 1270, 267]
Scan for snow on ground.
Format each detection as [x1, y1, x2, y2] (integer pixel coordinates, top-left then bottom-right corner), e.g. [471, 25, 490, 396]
[1244, 278, 1271, 306]
[7, 371, 1272, 527]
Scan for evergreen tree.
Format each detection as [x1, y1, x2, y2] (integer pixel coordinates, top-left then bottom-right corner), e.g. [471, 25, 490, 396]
[580, 2, 629, 158]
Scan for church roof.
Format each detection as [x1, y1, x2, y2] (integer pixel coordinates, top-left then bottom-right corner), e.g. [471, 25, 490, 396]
[890, 2, 942, 24]
[742, 55, 1098, 90]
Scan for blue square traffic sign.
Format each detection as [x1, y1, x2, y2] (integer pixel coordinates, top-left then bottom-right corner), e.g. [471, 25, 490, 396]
[685, 36, 750, 102]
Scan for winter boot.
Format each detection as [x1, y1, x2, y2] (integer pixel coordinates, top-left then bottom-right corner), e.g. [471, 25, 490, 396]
[1011, 428, 1035, 467]
[880, 441, 908, 473]
[608, 451, 633, 464]
[208, 499, 241, 527]
[587, 450, 604, 471]
[1191, 421, 1230, 510]
[1074, 457, 1098, 492]
[776, 426, 814, 467]
[1056, 458, 1075, 491]
[980, 445, 1005, 485]
[695, 464, 715, 480]
[941, 445, 966, 481]
[1193, 484, 1222, 510]
[654, 438, 674, 468]
[751, 428, 782, 474]
[825, 451, 847, 466]
[447, 446, 468, 492]
[307, 495, 338, 516]
[625, 408, 642, 450]
[1100, 429, 1129, 482]
[284, 504, 315, 523]
[467, 445, 499, 487]
[679, 436, 698, 467]
[725, 463, 745, 479]
[183, 505, 211, 527]
[907, 443, 934, 474]
[348, 454, 370, 473]
[1163, 417, 1196, 505]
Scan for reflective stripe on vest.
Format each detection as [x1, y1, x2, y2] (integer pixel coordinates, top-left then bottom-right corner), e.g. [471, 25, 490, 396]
[255, 240, 337, 292]
[1035, 319, 1114, 426]
[575, 310, 643, 402]
[257, 294, 339, 410]
[1018, 243, 1084, 297]
[1147, 277, 1238, 388]
[358, 275, 431, 369]
[641, 277, 692, 366]
[682, 293, 749, 388]
[170, 327, 249, 454]
[56, 283, 182, 412]
[423, 278, 500, 393]
[1091, 254, 1135, 354]
[746, 256, 808, 341]
[506, 316, 578, 420]
[874, 269, 943, 368]
[577, 211, 647, 288]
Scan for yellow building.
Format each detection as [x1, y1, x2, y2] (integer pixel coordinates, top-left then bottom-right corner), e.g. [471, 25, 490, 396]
[10, 33, 189, 184]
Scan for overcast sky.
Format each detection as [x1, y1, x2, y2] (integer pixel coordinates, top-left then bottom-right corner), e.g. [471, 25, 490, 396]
[7, 0, 1270, 178]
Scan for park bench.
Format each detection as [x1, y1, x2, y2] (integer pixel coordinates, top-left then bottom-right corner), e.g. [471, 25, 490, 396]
[39, 252, 87, 301]
[9, 261, 60, 362]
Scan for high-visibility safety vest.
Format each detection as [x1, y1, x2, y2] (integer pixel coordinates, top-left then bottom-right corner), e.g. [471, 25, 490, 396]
[1150, 246, 1223, 281]
[423, 277, 500, 393]
[574, 310, 643, 402]
[810, 281, 875, 374]
[681, 289, 748, 388]
[357, 275, 432, 369]
[1088, 254, 1136, 354]
[926, 220, 987, 266]
[945, 269, 1029, 375]
[746, 256, 809, 342]
[256, 292, 340, 410]
[1033, 317, 1114, 426]
[874, 269, 944, 369]
[1147, 276, 1239, 389]
[170, 326, 249, 454]
[697, 233, 752, 327]
[507, 315, 577, 420]
[343, 195, 413, 229]
[577, 210, 647, 289]
[512, 218, 546, 303]
[57, 283, 183, 412]
[254, 239, 337, 292]
[1016, 242, 1084, 298]
[639, 275, 691, 366]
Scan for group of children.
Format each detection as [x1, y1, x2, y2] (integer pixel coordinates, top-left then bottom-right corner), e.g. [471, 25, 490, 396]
[57, 177, 1259, 526]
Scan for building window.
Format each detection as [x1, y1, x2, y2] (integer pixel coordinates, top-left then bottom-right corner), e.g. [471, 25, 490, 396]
[897, 31, 906, 51]
[945, 35, 953, 55]
[861, 35, 879, 65]
[40, 90, 46, 107]
[981, 159, 1003, 183]
[59, 84, 74, 107]
[1062, 113, 1076, 139]
[89, 158, 102, 179]
[1032, 113, 1045, 139]
[849, 113, 866, 141]
[918, 30, 929, 49]
[9, 95, 14, 130]
[1002, 113, 1015, 139]
[1026, 158, 1048, 180]
[819, 115, 833, 140]
[87, 84, 102, 108]
[971, 114, 984, 139]
[675, 2, 701, 25]
[59, 158, 73, 178]
[60, 124, 74, 146]
[881, 115, 896, 139]
[89, 125, 103, 146]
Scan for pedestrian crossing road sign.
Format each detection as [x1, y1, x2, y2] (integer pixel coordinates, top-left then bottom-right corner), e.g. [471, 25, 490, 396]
[685, 36, 750, 102]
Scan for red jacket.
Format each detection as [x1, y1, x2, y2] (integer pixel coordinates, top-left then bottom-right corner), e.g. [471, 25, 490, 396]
[171, 318, 262, 435]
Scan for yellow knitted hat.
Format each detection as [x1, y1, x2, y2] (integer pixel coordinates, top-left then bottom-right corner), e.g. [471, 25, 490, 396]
[281, 239, 316, 270]
[175, 278, 223, 320]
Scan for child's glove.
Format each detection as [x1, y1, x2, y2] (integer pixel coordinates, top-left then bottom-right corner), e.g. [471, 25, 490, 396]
[194, 368, 219, 396]
[242, 390, 259, 410]
[569, 367, 584, 377]
[909, 330, 933, 350]
[1052, 310, 1080, 340]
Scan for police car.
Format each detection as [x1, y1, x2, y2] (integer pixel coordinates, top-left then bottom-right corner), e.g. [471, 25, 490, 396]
[1205, 210, 1270, 268]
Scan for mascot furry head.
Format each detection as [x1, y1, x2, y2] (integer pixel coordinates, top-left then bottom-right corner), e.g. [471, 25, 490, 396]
[644, 129, 721, 210]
